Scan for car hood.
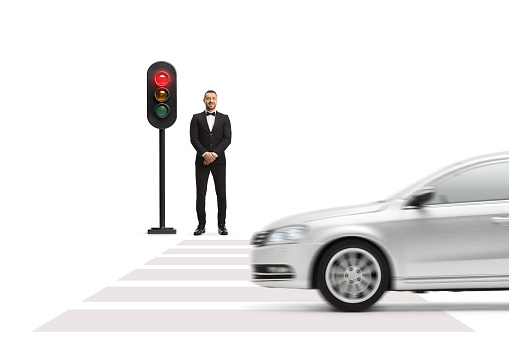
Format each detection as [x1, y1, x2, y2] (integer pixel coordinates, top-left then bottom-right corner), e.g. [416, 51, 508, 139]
[262, 201, 388, 231]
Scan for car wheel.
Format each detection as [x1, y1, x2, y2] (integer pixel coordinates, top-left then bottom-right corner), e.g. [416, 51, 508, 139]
[317, 240, 389, 312]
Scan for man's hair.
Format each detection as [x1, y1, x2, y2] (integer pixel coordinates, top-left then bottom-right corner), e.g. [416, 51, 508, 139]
[204, 90, 217, 99]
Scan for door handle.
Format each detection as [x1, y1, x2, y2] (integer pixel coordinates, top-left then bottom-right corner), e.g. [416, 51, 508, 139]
[491, 217, 509, 226]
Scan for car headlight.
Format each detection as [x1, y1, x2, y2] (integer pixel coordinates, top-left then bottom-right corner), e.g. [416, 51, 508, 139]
[264, 226, 309, 246]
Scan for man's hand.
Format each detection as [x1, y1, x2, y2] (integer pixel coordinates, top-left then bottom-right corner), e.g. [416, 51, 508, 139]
[203, 152, 216, 165]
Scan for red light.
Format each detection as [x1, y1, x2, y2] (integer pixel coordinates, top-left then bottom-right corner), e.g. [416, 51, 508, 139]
[155, 71, 170, 86]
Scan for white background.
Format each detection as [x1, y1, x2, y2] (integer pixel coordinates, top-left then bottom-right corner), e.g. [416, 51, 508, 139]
[1, 0, 509, 337]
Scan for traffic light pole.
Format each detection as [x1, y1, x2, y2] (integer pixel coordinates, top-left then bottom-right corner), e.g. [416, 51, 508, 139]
[148, 129, 176, 234]
[159, 128, 165, 228]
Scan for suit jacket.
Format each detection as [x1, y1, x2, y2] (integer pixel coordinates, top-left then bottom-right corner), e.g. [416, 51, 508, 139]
[190, 111, 231, 166]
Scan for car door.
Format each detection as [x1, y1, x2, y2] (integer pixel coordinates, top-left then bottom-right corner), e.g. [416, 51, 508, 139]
[399, 160, 509, 287]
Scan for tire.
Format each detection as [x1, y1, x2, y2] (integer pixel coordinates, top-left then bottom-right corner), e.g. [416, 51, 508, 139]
[317, 240, 389, 312]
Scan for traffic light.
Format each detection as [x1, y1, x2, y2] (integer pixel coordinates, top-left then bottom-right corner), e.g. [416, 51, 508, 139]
[147, 61, 177, 129]
[147, 61, 178, 234]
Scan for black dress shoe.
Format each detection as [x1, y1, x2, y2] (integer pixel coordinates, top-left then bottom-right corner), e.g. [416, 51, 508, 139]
[218, 224, 228, 235]
[194, 225, 206, 236]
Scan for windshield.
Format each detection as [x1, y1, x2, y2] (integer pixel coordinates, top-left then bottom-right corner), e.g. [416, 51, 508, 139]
[384, 162, 459, 201]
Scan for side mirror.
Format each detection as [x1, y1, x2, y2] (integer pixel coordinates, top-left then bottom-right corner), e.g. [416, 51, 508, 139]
[406, 187, 436, 208]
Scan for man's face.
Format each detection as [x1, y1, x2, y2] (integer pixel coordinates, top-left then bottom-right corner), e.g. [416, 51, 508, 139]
[204, 93, 217, 112]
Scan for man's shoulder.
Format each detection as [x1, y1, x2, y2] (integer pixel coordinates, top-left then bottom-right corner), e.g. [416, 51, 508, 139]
[191, 112, 205, 120]
[216, 111, 228, 117]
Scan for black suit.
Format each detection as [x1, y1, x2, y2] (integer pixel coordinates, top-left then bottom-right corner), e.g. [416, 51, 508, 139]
[190, 111, 231, 226]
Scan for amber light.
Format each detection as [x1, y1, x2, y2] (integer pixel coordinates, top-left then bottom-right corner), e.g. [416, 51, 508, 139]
[155, 88, 169, 102]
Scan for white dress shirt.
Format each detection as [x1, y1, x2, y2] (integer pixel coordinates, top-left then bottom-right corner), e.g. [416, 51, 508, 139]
[206, 110, 216, 131]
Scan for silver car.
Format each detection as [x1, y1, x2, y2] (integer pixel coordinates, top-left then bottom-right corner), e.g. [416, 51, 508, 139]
[250, 151, 509, 311]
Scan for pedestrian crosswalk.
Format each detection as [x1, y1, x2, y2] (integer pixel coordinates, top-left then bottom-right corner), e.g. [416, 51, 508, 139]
[35, 239, 473, 332]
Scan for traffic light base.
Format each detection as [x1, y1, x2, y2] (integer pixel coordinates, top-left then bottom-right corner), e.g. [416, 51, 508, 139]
[148, 227, 177, 234]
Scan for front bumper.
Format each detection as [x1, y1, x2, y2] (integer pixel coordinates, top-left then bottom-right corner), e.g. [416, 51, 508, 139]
[250, 240, 317, 289]
[252, 264, 296, 280]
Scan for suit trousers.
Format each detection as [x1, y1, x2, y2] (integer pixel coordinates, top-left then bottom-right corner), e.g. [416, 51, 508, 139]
[195, 164, 226, 225]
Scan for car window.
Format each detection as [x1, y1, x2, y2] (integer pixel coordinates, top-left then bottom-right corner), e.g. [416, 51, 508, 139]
[427, 161, 509, 205]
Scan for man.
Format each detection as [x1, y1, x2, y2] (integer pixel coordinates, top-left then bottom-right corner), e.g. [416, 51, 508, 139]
[190, 90, 232, 235]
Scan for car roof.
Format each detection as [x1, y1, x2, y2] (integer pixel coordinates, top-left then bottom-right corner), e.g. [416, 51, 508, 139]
[458, 151, 509, 167]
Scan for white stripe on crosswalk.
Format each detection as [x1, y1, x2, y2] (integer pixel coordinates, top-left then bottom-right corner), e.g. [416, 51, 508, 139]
[109, 281, 255, 287]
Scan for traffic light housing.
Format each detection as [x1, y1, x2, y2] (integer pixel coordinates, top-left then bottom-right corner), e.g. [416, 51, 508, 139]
[147, 61, 177, 129]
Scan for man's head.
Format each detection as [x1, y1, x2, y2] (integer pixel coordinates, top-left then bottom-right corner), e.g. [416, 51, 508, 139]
[204, 90, 217, 112]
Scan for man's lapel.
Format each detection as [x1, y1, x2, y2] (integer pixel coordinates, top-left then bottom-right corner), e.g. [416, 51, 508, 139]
[200, 111, 210, 132]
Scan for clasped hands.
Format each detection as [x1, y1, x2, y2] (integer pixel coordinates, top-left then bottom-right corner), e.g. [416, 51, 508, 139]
[203, 152, 216, 165]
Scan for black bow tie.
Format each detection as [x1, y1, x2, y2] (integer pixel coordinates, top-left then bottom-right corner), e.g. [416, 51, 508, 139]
[206, 112, 216, 116]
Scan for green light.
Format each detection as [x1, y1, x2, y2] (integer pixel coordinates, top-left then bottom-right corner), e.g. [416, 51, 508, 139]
[155, 104, 169, 118]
